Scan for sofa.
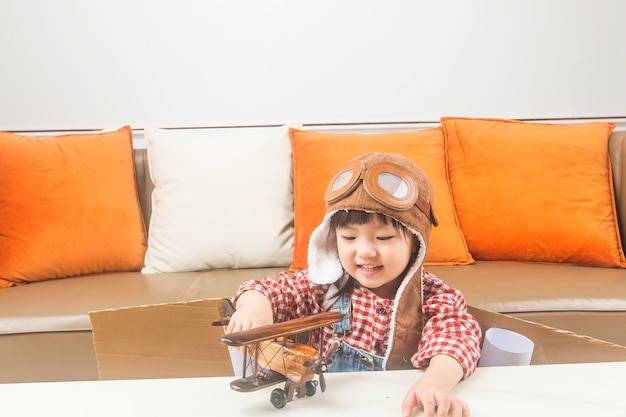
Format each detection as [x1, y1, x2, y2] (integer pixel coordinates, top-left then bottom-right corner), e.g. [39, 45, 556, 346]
[1, 118, 626, 384]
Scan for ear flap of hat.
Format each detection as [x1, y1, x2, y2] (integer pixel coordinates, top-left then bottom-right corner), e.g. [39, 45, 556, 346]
[307, 211, 344, 285]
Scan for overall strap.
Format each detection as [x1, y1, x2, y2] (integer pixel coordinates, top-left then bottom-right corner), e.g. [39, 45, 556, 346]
[331, 290, 352, 335]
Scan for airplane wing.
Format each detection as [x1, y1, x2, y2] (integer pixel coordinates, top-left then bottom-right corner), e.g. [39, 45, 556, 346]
[229, 370, 287, 392]
[220, 311, 344, 347]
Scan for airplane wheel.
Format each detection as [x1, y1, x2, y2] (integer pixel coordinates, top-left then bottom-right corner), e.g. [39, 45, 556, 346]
[270, 388, 287, 409]
[305, 380, 317, 397]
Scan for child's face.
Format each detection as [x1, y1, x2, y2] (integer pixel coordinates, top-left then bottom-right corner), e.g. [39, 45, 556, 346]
[335, 216, 414, 299]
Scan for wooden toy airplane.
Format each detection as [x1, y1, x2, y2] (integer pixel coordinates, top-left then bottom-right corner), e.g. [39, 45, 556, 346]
[212, 299, 343, 408]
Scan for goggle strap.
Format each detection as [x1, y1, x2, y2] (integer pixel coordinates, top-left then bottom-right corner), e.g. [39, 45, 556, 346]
[416, 196, 438, 227]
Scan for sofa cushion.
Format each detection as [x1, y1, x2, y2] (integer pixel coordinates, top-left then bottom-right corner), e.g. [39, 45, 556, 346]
[441, 117, 626, 267]
[288, 127, 473, 271]
[0, 126, 147, 288]
[427, 263, 626, 314]
[142, 125, 295, 273]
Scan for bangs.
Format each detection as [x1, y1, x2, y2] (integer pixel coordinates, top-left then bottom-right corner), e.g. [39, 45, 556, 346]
[329, 210, 413, 239]
[330, 210, 394, 229]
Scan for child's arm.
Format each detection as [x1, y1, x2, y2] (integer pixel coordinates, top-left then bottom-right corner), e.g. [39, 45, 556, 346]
[401, 354, 468, 417]
[400, 271, 480, 416]
[226, 270, 329, 335]
[226, 290, 273, 334]
[416, 272, 482, 379]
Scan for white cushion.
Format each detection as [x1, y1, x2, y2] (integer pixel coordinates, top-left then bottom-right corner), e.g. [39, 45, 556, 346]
[142, 125, 296, 273]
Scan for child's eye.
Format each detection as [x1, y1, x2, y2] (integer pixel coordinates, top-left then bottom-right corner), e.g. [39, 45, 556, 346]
[340, 235, 356, 241]
[377, 236, 394, 241]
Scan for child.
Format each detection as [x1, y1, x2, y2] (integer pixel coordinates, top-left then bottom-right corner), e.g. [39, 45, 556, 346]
[227, 152, 482, 417]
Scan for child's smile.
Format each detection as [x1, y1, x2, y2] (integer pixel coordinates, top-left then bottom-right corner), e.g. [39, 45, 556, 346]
[359, 264, 382, 272]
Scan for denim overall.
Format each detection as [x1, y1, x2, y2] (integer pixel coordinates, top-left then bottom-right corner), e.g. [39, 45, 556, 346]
[326, 291, 384, 372]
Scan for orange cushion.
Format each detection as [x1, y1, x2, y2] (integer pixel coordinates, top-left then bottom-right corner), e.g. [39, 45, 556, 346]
[0, 126, 147, 288]
[289, 127, 473, 271]
[441, 117, 626, 267]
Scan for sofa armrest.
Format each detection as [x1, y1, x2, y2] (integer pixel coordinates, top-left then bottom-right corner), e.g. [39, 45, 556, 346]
[609, 130, 626, 247]
[133, 148, 154, 230]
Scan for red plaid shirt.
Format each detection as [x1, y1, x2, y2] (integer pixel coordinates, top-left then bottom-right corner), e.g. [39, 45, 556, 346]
[232, 269, 482, 379]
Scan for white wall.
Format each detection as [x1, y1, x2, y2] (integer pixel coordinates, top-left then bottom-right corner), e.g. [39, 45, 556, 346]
[1, 0, 625, 131]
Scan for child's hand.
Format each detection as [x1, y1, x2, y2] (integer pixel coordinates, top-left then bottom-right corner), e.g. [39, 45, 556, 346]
[401, 355, 468, 417]
[225, 290, 273, 334]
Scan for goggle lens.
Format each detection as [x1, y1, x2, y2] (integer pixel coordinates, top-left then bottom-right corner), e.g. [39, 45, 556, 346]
[332, 170, 357, 192]
[377, 172, 409, 199]
[326, 160, 365, 202]
[363, 162, 417, 210]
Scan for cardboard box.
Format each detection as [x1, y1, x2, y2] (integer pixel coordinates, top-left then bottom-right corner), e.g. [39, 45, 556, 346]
[89, 301, 626, 381]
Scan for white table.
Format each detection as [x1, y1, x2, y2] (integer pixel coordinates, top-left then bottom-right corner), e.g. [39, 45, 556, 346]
[3, 362, 625, 416]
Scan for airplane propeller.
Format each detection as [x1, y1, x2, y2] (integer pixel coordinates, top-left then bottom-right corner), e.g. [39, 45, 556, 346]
[315, 339, 341, 392]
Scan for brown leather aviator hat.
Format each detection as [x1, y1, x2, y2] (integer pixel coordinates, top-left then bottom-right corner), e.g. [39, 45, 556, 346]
[307, 152, 439, 370]
[308, 151, 438, 286]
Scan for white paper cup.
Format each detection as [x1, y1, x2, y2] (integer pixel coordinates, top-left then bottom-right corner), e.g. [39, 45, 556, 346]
[229, 347, 253, 377]
[478, 327, 534, 367]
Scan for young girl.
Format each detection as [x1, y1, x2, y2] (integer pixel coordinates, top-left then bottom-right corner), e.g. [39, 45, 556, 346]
[227, 152, 482, 417]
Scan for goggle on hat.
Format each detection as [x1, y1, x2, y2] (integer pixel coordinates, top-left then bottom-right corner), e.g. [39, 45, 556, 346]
[307, 152, 438, 285]
[324, 152, 438, 230]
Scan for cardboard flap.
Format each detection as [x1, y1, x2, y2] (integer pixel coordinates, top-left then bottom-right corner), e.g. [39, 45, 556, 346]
[469, 306, 626, 365]
[89, 299, 233, 380]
